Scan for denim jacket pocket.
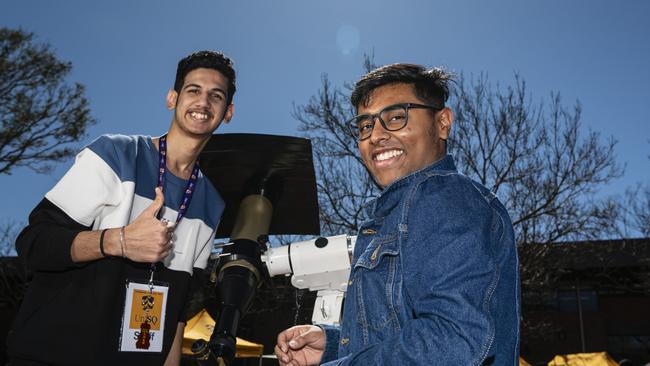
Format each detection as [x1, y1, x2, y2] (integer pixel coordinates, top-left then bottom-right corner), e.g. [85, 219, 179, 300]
[353, 234, 401, 334]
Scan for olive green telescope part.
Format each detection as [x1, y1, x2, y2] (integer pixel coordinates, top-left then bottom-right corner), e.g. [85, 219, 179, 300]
[230, 194, 273, 242]
[199, 133, 319, 238]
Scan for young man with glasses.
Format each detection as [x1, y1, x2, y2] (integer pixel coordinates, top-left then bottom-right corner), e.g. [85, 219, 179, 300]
[275, 64, 520, 365]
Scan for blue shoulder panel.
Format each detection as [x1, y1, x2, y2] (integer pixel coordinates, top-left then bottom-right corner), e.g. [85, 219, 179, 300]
[85, 134, 141, 183]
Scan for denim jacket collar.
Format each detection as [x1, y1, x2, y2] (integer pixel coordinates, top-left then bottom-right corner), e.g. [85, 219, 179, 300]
[364, 154, 457, 219]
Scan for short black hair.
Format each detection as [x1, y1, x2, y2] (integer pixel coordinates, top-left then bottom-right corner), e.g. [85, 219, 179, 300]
[350, 63, 453, 110]
[174, 50, 236, 105]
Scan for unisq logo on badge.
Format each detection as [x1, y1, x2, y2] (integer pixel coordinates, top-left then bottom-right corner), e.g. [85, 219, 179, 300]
[120, 281, 168, 352]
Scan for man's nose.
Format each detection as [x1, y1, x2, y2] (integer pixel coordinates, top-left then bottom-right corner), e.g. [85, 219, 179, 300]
[369, 117, 390, 144]
[195, 92, 211, 107]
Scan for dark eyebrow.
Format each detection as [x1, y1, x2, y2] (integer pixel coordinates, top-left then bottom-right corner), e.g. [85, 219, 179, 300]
[356, 103, 408, 116]
[210, 88, 227, 95]
[183, 83, 227, 96]
[182, 83, 201, 90]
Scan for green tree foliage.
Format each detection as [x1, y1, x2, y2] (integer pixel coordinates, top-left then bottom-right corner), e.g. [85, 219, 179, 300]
[0, 27, 95, 175]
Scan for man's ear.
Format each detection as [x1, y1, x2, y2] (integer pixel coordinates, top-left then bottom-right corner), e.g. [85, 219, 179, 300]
[222, 103, 234, 124]
[437, 107, 454, 140]
[166, 89, 178, 110]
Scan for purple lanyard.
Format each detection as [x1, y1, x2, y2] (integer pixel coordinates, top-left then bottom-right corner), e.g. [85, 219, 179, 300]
[157, 134, 200, 225]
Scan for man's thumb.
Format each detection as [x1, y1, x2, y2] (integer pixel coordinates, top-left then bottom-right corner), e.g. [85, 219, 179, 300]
[288, 334, 309, 350]
[146, 187, 165, 216]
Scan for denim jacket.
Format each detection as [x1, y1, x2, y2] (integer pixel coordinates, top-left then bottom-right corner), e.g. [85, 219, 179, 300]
[320, 155, 520, 365]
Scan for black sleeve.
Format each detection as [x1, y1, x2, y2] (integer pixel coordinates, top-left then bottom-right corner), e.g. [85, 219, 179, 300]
[15, 198, 91, 272]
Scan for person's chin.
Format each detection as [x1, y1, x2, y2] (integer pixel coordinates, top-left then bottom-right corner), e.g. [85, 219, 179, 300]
[186, 121, 219, 136]
[374, 161, 407, 185]
[373, 172, 399, 188]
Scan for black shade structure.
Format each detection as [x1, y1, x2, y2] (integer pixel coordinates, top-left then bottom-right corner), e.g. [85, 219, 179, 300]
[199, 133, 320, 239]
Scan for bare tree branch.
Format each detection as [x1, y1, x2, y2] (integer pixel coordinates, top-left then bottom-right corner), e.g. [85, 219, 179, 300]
[449, 73, 623, 245]
[293, 57, 379, 236]
[0, 219, 20, 256]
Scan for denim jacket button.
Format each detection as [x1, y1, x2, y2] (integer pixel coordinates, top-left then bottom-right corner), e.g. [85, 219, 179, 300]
[348, 279, 353, 286]
[370, 244, 382, 261]
[361, 228, 377, 235]
[340, 338, 349, 345]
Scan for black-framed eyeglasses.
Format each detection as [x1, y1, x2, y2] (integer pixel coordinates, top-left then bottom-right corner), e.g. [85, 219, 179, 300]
[347, 103, 442, 141]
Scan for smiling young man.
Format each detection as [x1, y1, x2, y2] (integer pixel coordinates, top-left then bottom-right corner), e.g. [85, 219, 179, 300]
[8, 51, 235, 366]
[275, 64, 520, 365]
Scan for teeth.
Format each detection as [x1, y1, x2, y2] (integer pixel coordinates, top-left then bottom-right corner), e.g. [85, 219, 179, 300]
[190, 112, 209, 120]
[375, 150, 403, 161]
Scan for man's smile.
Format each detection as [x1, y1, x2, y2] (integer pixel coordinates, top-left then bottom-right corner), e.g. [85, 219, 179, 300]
[188, 110, 212, 121]
[373, 148, 404, 162]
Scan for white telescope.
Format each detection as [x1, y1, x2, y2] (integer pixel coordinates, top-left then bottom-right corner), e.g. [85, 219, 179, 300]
[261, 235, 356, 325]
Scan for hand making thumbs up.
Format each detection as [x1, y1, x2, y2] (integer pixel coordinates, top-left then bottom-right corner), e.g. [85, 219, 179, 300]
[122, 187, 176, 262]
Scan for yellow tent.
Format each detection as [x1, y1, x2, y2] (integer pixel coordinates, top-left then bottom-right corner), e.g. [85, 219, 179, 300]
[521, 357, 534, 366]
[547, 352, 619, 366]
[182, 309, 264, 358]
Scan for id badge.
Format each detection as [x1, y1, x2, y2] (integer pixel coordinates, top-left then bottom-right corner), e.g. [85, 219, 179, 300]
[119, 280, 169, 353]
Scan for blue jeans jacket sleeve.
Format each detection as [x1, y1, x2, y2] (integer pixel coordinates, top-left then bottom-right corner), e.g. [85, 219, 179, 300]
[318, 324, 341, 363]
[323, 172, 519, 365]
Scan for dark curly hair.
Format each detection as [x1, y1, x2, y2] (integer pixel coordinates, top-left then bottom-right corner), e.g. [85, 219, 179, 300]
[174, 50, 236, 105]
[350, 63, 453, 110]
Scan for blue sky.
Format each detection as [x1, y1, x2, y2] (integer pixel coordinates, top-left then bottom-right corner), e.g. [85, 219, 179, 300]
[1, 0, 649, 234]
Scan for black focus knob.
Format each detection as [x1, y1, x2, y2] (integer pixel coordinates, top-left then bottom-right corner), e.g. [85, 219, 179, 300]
[315, 237, 328, 248]
[257, 234, 269, 245]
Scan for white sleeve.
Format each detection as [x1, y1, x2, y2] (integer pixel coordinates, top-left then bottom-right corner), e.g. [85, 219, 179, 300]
[45, 148, 122, 227]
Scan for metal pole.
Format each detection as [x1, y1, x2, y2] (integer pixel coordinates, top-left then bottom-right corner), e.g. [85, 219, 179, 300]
[575, 277, 586, 352]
